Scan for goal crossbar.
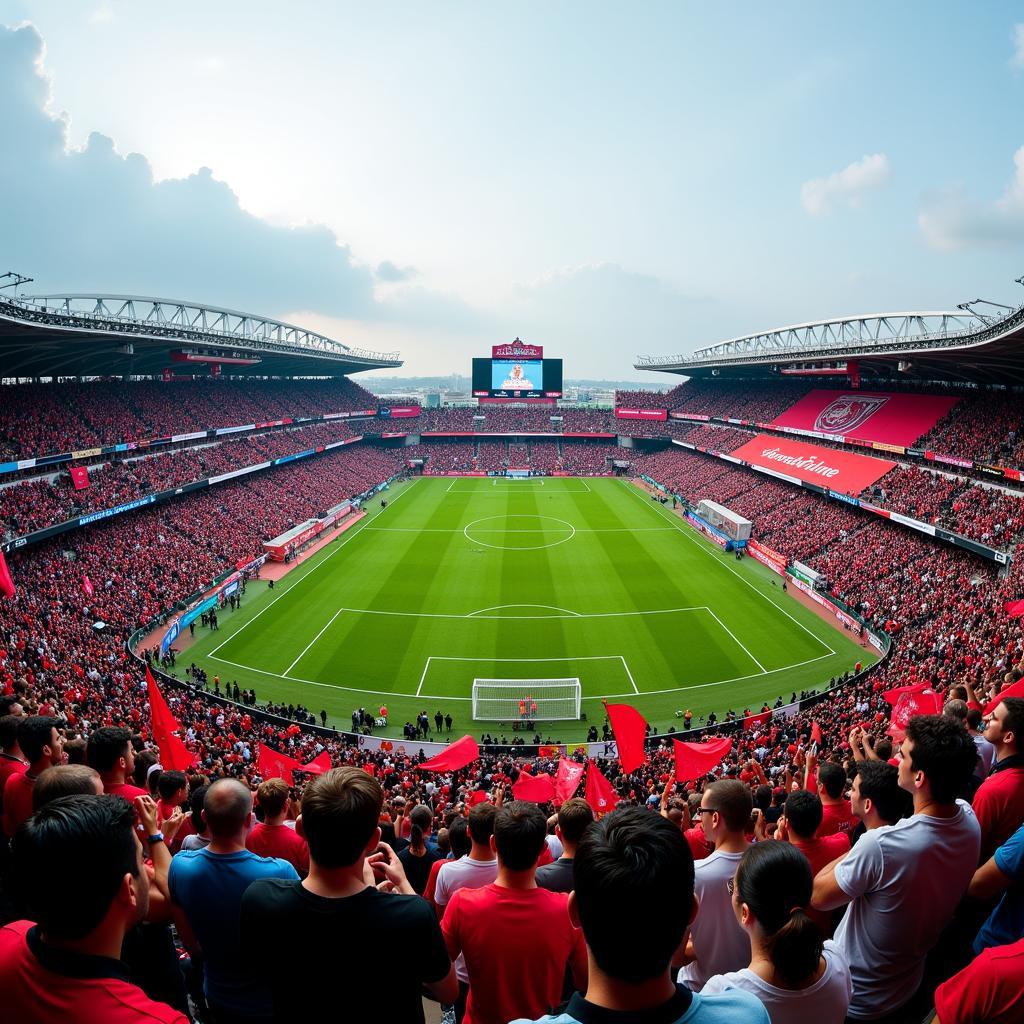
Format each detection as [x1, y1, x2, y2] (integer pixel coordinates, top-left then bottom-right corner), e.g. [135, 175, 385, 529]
[471, 678, 582, 722]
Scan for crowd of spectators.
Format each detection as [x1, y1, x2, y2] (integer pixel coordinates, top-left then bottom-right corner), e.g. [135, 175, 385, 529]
[0, 377, 381, 460]
[416, 407, 616, 435]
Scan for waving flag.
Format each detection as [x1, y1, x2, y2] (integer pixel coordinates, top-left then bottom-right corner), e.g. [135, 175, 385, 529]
[583, 760, 619, 814]
[145, 667, 197, 771]
[742, 711, 771, 731]
[553, 758, 585, 805]
[419, 734, 479, 772]
[984, 679, 1024, 715]
[512, 768, 556, 803]
[884, 683, 943, 738]
[604, 702, 648, 773]
[257, 743, 303, 785]
[299, 751, 331, 775]
[82, 576, 95, 598]
[0, 550, 15, 600]
[1004, 599, 1024, 619]
[672, 737, 732, 783]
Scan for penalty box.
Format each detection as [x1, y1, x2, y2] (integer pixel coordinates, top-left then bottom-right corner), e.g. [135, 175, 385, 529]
[417, 654, 636, 697]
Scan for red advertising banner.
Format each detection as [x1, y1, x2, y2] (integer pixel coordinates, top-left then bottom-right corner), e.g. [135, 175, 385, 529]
[380, 406, 421, 418]
[771, 390, 958, 446]
[615, 408, 668, 421]
[747, 539, 787, 575]
[69, 466, 90, 490]
[731, 433, 895, 493]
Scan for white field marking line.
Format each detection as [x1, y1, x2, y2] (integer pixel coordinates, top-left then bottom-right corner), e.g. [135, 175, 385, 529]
[209, 648, 834, 703]
[620, 481, 836, 656]
[363, 526, 676, 533]
[464, 514, 576, 551]
[619, 655, 639, 694]
[417, 654, 635, 698]
[208, 478, 422, 659]
[703, 608, 767, 675]
[334, 605, 707, 621]
[466, 604, 583, 617]
[282, 608, 344, 678]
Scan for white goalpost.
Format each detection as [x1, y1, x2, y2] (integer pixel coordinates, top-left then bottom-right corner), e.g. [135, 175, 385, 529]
[471, 678, 582, 722]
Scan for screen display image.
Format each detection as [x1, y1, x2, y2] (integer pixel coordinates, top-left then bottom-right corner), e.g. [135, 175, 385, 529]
[491, 359, 542, 391]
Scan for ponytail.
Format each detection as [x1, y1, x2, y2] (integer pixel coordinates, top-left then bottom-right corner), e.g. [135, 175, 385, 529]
[409, 822, 424, 851]
[735, 841, 823, 988]
[408, 804, 433, 853]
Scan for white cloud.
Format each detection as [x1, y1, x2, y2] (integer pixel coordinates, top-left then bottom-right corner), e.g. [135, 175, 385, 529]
[801, 153, 891, 216]
[1014, 23, 1024, 68]
[89, 3, 114, 25]
[918, 146, 1024, 250]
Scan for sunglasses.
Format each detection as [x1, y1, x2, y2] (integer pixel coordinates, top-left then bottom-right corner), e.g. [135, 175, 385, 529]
[696, 806, 718, 816]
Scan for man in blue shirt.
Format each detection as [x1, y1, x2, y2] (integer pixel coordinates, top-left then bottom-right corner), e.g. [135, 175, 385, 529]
[511, 807, 768, 1024]
[169, 778, 297, 1022]
[970, 822, 1024, 954]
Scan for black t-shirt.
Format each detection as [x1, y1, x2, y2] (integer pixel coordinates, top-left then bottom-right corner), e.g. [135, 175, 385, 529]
[535, 856, 574, 894]
[240, 880, 450, 1023]
[398, 845, 443, 896]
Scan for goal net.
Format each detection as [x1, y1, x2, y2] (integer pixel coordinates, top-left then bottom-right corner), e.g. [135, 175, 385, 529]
[471, 678, 582, 722]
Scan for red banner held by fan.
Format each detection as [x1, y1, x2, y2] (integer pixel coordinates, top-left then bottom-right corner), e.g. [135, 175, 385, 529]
[419, 735, 479, 772]
[69, 466, 91, 490]
[512, 768, 556, 803]
[553, 758, 585, 805]
[604, 702, 648, 773]
[583, 760, 619, 814]
[673, 738, 732, 783]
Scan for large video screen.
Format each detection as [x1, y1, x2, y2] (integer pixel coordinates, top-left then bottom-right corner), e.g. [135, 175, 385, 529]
[473, 357, 563, 398]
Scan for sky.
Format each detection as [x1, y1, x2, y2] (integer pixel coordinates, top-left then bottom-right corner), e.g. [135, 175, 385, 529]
[0, 2, 1022, 380]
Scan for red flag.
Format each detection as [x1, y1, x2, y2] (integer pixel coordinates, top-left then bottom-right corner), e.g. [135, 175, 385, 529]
[0, 550, 15, 600]
[984, 678, 1024, 715]
[299, 751, 331, 775]
[604, 702, 648, 773]
[1005, 599, 1024, 618]
[467, 790, 490, 806]
[810, 722, 823, 745]
[742, 711, 771, 731]
[885, 685, 943, 738]
[553, 758, 585, 805]
[419, 735, 479, 772]
[69, 466, 90, 490]
[82, 576, 94, 598]
[512, 768, 556, 803]
[583, 760, 619, 814]
[672, 738, 732, 783]
[257, 743, 303, 785]
[145, 667, 197, 771]
[883, 682, 931, 707]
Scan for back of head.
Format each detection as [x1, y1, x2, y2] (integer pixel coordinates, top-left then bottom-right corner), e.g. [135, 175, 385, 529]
[255, 777, 290, 819]
[493, 801, 547, 870]
[132, 748, 160, 789]
[556, 797, 595, 846]
[855, 761, 912, 824]
[966, 707, 983, 732]
[784, 789, 823, 839]
[13, 795, 140, 939]
[447, 816, 471, 858]
[86, 726, 133, 773]
[468, 800, 497, 845]
[0, 713, 19, 752]
[409, 803, 433, 849]
[904, 715, 976, 803]
[203, 778, 252, 840]
[189, 784, 210, 833]
[301, 766, 383, 868]
[574, 806, 694, 983]
[817, 762, 846, 800]
[157, 770, 188, 804]
[18, 716, 60, 764]
[705, 779, 753, 833]
[943, 699, 969, 723]
[33, 765, 101, 811]
[735, 840, 822, 987]
[754, 784, 772, 811]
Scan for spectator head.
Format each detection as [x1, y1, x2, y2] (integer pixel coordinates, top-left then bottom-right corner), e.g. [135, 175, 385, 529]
[13, 795, 148, 940]
[943, 699, 969, 723]
[983, 698, 1023, 758]
[468, 800, 497, 847]
[86, 727, 134, 779]
[157, 770, 188, 807]
[0, 714, 21, 754]
[572, 806, 696, 984]
[132, 748, 160, 791]
[447, 816, 471, 859]
[188, 784, 210, 835]
[0, 696, 24, 717]
[202, 778, 252, 841]
[783, 789, 823, 840]
[408, 804, 433, 851]
[32, 764, 102, 811]
[817, 762, 846, 800]
[555, 797, 594, 852]
[948, 685, 969, 702]
[754, 784, 772, 812]
[966, 707, 984, 733]
[301, 767, 383, 869]
[733, 840, 823, 987]
[254, 777, 290, 820]
[872, 737, 893, 761]
[63, 737, 87, 765]
[900, 715, 977, 805]
[492, 801, 547, 871]
[699, 779, 752, 842]
[852, 761, 911, 827]
[18, 716, 64, 770]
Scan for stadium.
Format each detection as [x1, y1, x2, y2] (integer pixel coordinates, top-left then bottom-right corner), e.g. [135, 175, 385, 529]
[2, 10, 1024, 1024]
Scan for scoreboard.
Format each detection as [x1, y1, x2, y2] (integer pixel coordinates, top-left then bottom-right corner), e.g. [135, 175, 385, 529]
[472, 339, 563, 399]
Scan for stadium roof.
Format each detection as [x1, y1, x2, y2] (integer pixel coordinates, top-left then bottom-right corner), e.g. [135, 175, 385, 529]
[0, 291, 402, 378]
[636, 302, 1024, 386]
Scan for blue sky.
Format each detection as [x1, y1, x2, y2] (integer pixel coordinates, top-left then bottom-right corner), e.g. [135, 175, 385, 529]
[1, 2, 1022, 378]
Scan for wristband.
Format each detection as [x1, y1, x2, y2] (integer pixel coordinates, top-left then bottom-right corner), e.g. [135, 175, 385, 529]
[147, 832, 165, 844]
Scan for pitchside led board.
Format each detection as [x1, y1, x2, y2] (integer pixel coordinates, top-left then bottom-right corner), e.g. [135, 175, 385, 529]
[472, 340, 563, 399]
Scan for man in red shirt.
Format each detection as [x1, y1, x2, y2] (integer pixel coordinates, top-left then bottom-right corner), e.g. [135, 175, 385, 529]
[0, 712, 28, 819]
[3, 716, 64, 838]
[974, 697, 1024, 862]
[0, 793, 187, 1023]
[247, 777, 309, 874]
[442, 800, 587, 1024]
[86, 727, 147, 803]
[933, 938, 1024, 1024]
[814, 761, 857, 837]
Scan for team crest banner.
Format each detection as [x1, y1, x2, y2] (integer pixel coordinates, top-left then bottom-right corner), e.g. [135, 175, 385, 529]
[771, 390, 958, 446]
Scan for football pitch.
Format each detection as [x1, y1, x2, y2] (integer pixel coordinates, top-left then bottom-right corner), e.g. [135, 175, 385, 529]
[186, 476, 873, 740]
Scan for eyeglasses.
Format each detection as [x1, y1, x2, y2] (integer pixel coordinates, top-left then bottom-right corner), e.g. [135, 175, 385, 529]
[696, 807, 718, 816]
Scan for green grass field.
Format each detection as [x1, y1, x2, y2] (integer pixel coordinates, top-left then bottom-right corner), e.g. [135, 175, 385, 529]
[185, 476, 873, 740]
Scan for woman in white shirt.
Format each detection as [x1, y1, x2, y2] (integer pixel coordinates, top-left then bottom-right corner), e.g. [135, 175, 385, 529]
[702, 840, 852, 1023]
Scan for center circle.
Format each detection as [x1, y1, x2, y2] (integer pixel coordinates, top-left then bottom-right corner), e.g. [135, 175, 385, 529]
[463, 514, 577, 551]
